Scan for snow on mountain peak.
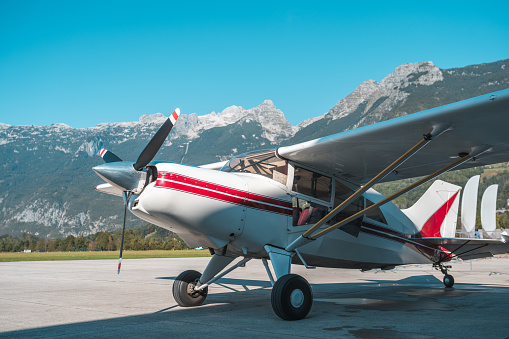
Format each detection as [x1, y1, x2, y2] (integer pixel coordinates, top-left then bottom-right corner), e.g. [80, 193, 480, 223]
[49, 123, 72, 129]
[170, 101, 294, 143]
[139, 113, 167, 124]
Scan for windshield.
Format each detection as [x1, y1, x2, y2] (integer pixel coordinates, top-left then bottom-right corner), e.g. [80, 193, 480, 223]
[221, 149, 288, 184]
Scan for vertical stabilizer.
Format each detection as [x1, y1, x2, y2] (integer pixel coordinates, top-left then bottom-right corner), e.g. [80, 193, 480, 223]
[461, 175, 480, 235]
[481, 184, 498, 238]
[402, 180, 461, 237]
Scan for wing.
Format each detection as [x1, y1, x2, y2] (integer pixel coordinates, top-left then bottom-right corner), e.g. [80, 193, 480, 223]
[421, 236, 509, 260]
[199, 160, 228, 170]
[278, 89, 509, 185]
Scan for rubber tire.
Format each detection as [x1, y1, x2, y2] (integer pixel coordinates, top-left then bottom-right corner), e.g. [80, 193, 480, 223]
[173, 270, 208, 307]
[271, 274, 313, 320]
[443, 274, 454, 288]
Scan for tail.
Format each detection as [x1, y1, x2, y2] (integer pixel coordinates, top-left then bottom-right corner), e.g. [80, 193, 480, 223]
[402, 180, 461, 238]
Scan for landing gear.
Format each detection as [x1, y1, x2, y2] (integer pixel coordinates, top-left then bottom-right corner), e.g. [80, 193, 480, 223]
[271, 274, 313, 320]
[434, 263, 454, 288]
[443, 274, 454, 288]
[173, 270, 208, 307]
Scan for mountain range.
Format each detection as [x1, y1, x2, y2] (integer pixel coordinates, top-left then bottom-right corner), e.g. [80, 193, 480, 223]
[1, 59, 508, 238]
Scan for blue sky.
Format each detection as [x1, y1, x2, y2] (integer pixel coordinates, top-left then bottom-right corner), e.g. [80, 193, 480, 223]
[1, 0, 508, 128]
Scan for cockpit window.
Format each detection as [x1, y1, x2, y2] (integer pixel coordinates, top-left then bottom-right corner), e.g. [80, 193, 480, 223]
[221, 149, 288, 184]
[292, 167, 332, 202]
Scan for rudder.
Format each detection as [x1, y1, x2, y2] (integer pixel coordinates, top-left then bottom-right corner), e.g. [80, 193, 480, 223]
[402, 180, 461, 238]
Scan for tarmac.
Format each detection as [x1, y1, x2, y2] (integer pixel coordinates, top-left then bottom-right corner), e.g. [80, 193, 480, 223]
[1, 256, 509, 338]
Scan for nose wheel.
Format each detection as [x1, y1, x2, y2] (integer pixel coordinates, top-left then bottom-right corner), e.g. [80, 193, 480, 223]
[173, 270, 208, 307]
[271, 274, 313, 320]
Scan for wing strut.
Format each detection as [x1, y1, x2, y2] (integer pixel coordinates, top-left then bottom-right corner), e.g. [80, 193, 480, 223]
[286, 144, 491, 252]
[302, 132, 432, 240]
[286, 124, 451, 251]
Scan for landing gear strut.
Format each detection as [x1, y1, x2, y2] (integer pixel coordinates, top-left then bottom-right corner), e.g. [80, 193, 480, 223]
[434, 263, 454, 288]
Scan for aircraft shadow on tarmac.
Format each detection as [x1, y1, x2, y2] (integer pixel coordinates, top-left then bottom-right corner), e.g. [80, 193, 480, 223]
[2, 275, 509, 338]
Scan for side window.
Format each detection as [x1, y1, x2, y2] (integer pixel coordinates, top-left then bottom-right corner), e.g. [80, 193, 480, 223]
[292, 167, 332, 202]
[365, 199, 387, 224]
[291, 167, 331, 227]
[330, 180, 363, 224]
[292, 197, 328, 226]
[272, 163, 288, 186]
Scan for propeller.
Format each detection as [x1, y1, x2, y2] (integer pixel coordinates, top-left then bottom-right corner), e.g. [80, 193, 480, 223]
[94, 108, 181, 191]
[92, 108, 182, 273]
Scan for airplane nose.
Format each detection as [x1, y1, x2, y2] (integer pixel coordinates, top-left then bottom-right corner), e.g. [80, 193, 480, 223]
[93, 161, 142, 191]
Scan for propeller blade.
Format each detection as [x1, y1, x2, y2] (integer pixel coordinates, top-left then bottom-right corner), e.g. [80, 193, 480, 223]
[99, 148, 123, 163]
[118, 191, 131, 274]
[133, 108, 180, 171]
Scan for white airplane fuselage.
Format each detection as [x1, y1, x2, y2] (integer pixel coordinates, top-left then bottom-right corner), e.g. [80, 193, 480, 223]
[130, 162, 435, 270]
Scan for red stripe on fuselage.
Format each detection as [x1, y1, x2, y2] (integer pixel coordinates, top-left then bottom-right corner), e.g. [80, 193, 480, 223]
[155, 172, 293, 215]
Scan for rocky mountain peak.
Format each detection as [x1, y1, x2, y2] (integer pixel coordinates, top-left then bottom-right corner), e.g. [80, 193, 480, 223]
[380, 61, 443, 89]
[327, 62, 444, 122]
[243, 99, 294, 141]
[328, 79, 380, 119]
[139, 112, 167, 124]
[170, 100, 294, 143]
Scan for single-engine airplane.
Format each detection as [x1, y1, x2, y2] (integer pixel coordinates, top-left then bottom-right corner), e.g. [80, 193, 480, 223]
[93, 89, 509, 320]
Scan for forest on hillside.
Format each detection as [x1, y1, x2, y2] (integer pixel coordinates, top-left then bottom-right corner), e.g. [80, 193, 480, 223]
[0, 224, 189, 252]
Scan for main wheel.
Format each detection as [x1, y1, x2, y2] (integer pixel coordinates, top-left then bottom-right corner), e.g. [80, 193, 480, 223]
[271, 274, 312, 320]
[443, 274, 454, 288]
[173, 270, 208, 307]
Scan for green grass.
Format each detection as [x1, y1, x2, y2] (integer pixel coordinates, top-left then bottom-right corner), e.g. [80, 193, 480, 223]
[0, 249, 211, 262]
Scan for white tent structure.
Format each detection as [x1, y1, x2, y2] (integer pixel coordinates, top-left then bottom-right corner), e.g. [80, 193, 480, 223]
[460, 175, 480, 236]
[481, 184, 498, 238]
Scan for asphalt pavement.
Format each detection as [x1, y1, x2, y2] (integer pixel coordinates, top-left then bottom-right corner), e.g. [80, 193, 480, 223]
[1, 256, 509, 338]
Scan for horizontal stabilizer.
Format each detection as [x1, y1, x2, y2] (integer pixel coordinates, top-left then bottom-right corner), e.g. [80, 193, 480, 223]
[421, 236, 509, 260]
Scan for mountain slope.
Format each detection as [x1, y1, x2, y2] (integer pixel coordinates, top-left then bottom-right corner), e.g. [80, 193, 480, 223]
[1, 58, 508, 238]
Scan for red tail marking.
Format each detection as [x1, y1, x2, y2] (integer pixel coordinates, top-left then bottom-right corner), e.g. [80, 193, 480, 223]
[420, 191, 459, 238]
